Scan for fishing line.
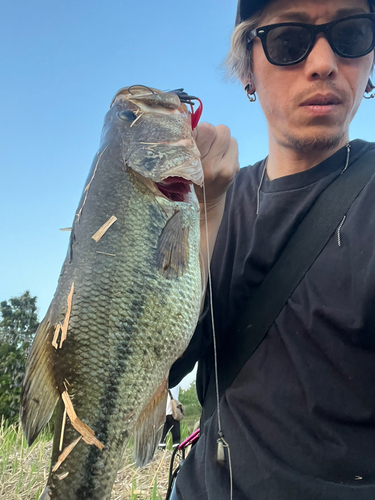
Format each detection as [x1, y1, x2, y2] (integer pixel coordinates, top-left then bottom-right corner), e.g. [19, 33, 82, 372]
[202, 182, 233, 500]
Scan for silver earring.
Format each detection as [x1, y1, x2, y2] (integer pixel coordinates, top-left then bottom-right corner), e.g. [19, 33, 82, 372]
[364, 79, 375, 99]
[244, 83, 257, 103]
[247, 92, 257, 103]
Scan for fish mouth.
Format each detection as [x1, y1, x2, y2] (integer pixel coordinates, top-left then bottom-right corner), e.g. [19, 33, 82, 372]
[126, 142, 204, 198]
[155, 177, 193, 202]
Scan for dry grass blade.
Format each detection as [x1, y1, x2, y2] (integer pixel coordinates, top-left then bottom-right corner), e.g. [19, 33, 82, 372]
[52, 323, 62, 349]
[57, 471, 69, 480]
[0, 420, 177, 499]
[52, 436, 82, 472]
[59, 408, 67, 452]
[92, 216, 118, 242]
[61, 391, 104, 450]
[60, 282, 74, 347]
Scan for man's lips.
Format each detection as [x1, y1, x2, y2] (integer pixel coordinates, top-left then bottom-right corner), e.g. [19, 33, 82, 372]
[300, 93, 342, 106]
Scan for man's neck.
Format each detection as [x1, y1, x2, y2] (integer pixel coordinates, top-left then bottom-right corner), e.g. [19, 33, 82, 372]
[266, 135, 349, 181]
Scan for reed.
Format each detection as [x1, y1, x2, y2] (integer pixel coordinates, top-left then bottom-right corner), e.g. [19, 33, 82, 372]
[0, 418, 195, 499]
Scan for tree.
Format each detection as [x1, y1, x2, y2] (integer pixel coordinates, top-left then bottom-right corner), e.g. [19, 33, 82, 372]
[0, 291, 39, 422]
[179, 381, 201, 419]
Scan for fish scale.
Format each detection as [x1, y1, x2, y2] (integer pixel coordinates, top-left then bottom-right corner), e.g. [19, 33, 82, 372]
[20, 86, 203, 499]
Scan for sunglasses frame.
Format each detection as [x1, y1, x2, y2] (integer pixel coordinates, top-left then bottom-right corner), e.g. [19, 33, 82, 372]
[247, 13, 375, 66]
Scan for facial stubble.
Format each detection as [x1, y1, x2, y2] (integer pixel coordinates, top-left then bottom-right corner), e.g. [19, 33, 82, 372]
[281, 130, 346, 153]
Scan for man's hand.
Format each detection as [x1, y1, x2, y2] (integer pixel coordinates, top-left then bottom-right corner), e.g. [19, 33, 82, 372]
[194, 122, 239, 209]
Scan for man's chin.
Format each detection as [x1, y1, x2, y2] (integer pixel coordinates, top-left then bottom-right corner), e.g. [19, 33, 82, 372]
[282, 131, 346, 154]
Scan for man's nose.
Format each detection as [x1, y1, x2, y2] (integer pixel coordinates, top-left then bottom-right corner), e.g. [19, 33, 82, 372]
[304, 34, 338, 80]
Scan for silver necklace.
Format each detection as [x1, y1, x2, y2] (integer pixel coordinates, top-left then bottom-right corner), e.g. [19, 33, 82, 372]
[256, 159, 267, 215]
[256, 143, 351, 216]
[341, 142, 351, 174]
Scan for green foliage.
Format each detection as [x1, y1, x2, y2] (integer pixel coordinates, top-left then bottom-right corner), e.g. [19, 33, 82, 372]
[151, 479, 162, 500]
[0, 292, 39, 422]
[179, 382, 201, 419]
[164, 420, 193, 451]
[0, 419, 53, 499]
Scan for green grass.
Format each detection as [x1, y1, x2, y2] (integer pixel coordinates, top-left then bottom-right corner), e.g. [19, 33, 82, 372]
[0, 416, 199, 499]
[0, 417, 53, 499]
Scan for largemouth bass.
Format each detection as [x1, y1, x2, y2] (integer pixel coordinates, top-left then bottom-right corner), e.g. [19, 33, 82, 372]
[20, 85, 203, 499]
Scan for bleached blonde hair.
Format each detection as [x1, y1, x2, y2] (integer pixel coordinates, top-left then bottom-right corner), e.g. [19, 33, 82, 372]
[224, 13, 263, 82]
[225, 2, 375, 82]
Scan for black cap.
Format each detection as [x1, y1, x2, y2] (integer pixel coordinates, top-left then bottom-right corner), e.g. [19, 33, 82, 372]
[235, 0, 268, 25]
[236, 0, 375, 24]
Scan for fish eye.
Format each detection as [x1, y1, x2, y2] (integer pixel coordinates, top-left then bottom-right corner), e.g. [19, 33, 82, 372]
[117, 110, 136, 121]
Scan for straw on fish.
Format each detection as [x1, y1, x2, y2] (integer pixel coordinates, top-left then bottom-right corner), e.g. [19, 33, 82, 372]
[92, 216, 118, 242]
[59, 407, 67, 451]
[61, 391, 104, 450]
[52, 324, 62, 349]
[52, 436, 82, 472]
[52, 283, 74, 349]
[60, 282, 74, 347]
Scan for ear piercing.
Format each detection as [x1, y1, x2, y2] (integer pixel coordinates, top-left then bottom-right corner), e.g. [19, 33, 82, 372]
[244, 83, 257, 103]
[364, 78, 375, 99]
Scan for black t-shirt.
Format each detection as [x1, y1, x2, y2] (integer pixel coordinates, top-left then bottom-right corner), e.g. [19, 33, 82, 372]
[170, 140, 375, 500]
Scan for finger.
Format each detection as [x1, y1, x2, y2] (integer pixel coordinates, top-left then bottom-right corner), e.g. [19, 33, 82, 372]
[221, 137, 239, 173]
[206, 125, 231, 162]
[215, 137, 239, 189]
[194, 122, 217, 159]
[204, 137, 239, 187]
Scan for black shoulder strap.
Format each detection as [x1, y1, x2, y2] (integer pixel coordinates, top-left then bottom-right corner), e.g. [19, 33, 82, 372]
[202, 148, 375, 425]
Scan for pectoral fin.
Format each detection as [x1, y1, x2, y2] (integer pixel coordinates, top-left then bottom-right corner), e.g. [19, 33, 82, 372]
[157, 211, 189, 279]
[133, 378, 168, 467]
[20, 312, 60, 446]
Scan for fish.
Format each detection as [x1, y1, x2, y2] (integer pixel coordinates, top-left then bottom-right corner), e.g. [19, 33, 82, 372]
[20, 85, 203, 499]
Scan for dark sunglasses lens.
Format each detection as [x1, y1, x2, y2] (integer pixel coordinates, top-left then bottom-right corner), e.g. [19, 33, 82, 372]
[332, 18, 374, 56]
[266, 26, 312, 64]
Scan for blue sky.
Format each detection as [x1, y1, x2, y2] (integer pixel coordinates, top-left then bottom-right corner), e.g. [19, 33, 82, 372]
[0, 0, 374, 329]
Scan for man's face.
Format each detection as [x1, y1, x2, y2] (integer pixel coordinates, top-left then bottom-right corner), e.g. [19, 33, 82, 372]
[250, 0, 374, 152]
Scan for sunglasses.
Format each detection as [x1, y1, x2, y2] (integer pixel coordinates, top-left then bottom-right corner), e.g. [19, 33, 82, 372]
[247, 14, 375, 66]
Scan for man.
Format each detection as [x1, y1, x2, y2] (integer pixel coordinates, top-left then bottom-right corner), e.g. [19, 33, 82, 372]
[159, 386, 182, 449]
[169, 0, 375, 499]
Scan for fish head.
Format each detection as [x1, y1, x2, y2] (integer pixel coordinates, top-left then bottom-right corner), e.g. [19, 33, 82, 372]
[102, 85, 203, 206]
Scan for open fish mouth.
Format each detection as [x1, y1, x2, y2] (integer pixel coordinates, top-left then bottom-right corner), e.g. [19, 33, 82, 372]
[156, 176, 192, 202]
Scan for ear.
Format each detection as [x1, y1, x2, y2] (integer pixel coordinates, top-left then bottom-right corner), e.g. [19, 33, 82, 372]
[366, 78, 375, 93]
[244, 82, 256, 95]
